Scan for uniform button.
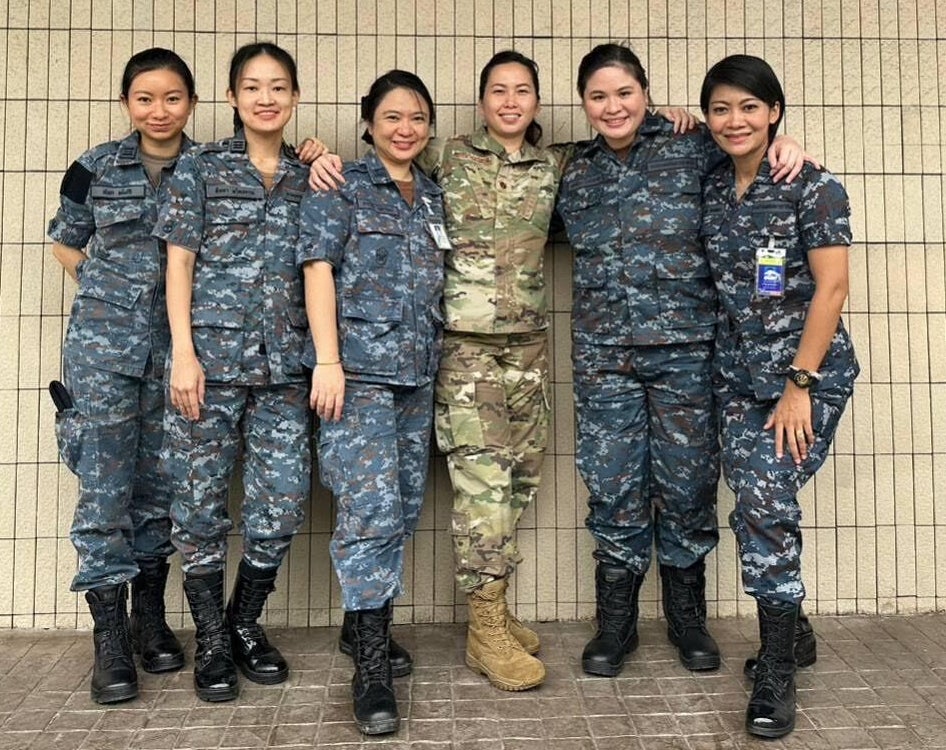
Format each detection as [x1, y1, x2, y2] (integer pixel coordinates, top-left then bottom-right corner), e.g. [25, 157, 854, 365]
[498, 180, 507, 189]
[377, 249, 388, 263]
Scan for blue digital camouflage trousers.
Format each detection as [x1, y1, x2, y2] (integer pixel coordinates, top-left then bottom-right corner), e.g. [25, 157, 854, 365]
[58, 358, 173, 591]
[719, 382, 852, 604]
[162, 382, 310, 574]
[318, 380, 434, 611]
[573, 341, 720, 574]
[434, 331, 550, 592]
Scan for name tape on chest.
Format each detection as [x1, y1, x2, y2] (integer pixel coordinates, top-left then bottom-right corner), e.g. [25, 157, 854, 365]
[206, 184, 265, 200]
[89, 185, 147, 199]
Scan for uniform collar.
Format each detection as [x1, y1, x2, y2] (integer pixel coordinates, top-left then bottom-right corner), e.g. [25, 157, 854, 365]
[116, 131, 196, 165]
[362, 149, 443, 196]
[582, 112, 671, 159]
[470, 127, 545, 164]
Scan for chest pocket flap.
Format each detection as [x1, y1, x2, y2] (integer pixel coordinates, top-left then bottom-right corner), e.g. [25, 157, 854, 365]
[355, 208, 405, 236]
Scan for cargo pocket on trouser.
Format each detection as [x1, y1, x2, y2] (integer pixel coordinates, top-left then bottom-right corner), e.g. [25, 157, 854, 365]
[434, 376, 483, 454]
[55, 408, 87, 476]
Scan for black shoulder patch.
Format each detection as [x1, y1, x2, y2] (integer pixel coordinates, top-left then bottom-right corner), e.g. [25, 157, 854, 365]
[60, 161, 94, 204]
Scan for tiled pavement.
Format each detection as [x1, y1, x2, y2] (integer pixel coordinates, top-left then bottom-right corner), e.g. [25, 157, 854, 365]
[2, 615, 946, 749]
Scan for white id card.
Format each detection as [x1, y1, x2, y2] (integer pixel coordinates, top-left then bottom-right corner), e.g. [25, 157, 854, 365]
[755, 238, 786, 297]
[428, 221, 452, 250]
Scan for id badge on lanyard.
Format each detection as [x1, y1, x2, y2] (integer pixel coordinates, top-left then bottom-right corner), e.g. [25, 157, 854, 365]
[755, 238, 787, 297]
[422, 195, 452, 250]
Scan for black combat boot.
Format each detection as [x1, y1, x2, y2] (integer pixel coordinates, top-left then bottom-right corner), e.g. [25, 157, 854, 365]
[581, 562, 644, 677]
[746, 598, 798, 738]
[660, 561, 721, 671]
[183, 570, 239, 702]
[130, 557, 184, 673]
[351, 601, 399, 735]
[86, 583, 138, 704]
[744, 605, 816, 679]
[340, 609, 413, 677]
[226, 560, 288, 684]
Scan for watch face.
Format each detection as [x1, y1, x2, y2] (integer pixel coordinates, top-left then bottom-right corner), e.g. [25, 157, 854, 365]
[793, 370, 812, 388]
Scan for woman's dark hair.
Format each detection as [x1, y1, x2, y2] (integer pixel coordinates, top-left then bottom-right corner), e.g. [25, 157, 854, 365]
[228, 42, 300, 131]
[478, 50, 543, 146]
[700, 54, 785, 142]
[576, 43, 649, 99]
[120, 47, 196, 100]
[360, 69, 436, 145]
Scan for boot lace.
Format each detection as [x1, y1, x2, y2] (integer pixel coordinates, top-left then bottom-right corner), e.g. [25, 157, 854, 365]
[356, 612, 391, 684]
[667, 574, 705, 631]
[597, 576, 636, 634]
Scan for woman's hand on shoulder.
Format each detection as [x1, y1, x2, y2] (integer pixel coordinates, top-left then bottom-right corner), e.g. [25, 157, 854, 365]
[654, 106, 701, 134]
[296, 137, 328, 164]
[309, 153, 345, 192]
[768, 136, 821, 184]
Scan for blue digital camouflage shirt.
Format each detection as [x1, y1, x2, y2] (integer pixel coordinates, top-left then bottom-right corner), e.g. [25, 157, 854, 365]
[557, 116, 724, 346]
[153, 134, 309, 386]
[297, 150, 446, 387]
[701, 160, 858, 400]
[48, 131, 194, 377]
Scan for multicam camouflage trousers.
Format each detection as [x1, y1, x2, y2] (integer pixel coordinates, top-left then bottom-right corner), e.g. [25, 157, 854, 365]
[317, 380, 434, 611]
[719, 378, 853, 605]
[58, 358, 174, 591]
[435, 330, 550, 592]
[162, 382, 310, 575]
[573, 341, 720, 574]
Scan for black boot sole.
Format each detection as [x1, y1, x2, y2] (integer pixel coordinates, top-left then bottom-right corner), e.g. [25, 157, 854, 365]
[747, 717, 795, 739]
[195, 684, 239, 702]
[679, 652, 721, 671]
[91, 682, 138, 704]
[339, 639, 412, 678]
[139, 652, 185, 673]
[355, 715, 400, 735]
[237, 662, 288, 685]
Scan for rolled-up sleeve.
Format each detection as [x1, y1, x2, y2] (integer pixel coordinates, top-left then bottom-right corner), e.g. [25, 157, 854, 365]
[47, 158, 96, 248]
[152, 151, 205, 252]
[298, 185, 352, 268]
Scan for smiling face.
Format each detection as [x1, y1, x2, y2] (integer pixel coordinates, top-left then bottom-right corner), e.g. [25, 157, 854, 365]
[367, 87, 432, 175]
[478, 61, 541, 150]
[580, 64, 649, 152]
[705, 83, 781, 166]
[226, 53, 299, 137]
[121, 68, 195, 152]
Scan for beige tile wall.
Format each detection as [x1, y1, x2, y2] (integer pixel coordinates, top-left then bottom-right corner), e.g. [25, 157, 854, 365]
[0, 0, 942, 628]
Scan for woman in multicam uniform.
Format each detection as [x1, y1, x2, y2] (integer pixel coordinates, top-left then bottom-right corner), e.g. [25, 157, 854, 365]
[299, 70, 445, 736]
[47, 48, 196, 705]
[155, 42, 312, 703]
[699, 54, 857, 739]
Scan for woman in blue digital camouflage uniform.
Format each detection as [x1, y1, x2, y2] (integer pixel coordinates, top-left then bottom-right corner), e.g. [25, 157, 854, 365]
[155, 42, 311, 702]
[557, 43, 811, 681]
[48, 48, 197, 705]
[699, 54, 857, 739]
[299, 70, 444, 735]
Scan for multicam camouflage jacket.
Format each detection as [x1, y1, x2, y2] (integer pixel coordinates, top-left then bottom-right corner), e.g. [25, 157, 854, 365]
[557, 116, 723, 347]
[48, 131, 195, 377]
[153, 134, 309, 385]
[701, 160, 857, 400]
[418, 129, 570, 334]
